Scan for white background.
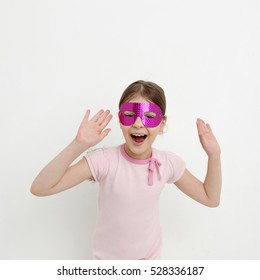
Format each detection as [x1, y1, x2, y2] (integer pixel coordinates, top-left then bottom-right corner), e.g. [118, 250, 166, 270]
[0, 0, 260, 260]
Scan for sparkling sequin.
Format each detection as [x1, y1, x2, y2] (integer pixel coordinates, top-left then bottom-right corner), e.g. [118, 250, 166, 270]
[119, 103, 163, 127]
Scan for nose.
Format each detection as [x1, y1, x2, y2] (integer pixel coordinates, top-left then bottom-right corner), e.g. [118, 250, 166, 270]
[132, 116, 144, 128]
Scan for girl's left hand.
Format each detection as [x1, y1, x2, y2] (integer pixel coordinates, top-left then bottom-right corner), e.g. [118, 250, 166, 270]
[196, 118, 221, 158]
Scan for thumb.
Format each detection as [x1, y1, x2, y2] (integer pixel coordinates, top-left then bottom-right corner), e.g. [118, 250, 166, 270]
[100, 128, 111, 140]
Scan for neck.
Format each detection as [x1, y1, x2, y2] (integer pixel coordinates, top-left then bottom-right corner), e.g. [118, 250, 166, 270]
[124, 144, 152, 160]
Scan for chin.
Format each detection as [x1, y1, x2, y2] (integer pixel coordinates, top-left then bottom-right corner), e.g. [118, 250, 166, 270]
[125, 139, 152, 159]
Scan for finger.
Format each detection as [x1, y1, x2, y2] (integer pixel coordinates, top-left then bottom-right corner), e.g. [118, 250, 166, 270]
[99, 113, 113, 130]
[84, 109, 90, 121]
[206, 123, 213, 133]
[206, 123, 216, 138]
[97, 110, 111, 125]
[196, 118, 205, 136]
[99, 114, 113, 130]
[80, 109, 90, 125]
[100, 128, 111, 140]
[91, 109, 104, 122]
[199, 118, 210, 134]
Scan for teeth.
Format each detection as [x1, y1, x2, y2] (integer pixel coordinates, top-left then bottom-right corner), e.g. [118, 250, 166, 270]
[131, 133, 146, 137]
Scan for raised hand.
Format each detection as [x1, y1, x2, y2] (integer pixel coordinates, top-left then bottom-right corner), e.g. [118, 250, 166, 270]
[196, 118, 221, 158]
[75, 109, 113, 149]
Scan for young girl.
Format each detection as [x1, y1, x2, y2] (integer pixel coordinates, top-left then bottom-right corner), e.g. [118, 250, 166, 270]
[31, 80, 221, 260]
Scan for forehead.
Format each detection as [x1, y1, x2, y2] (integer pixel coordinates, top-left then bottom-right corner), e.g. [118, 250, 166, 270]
[126, 95, 152, 104]
[125, 97, 157, 112]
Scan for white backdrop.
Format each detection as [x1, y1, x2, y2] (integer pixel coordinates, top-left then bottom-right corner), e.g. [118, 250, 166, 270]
[1, 0, 260, 259]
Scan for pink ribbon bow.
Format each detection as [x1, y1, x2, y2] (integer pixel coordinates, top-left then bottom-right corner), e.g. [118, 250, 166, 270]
[148, 158, 162, 186]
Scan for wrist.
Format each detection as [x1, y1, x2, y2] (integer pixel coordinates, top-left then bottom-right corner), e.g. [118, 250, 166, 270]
[207, 153, 221, 161]
[71, 138, 91, 154]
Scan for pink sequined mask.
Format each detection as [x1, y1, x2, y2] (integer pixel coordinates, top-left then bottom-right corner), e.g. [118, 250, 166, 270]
[119, 102, 163, 128]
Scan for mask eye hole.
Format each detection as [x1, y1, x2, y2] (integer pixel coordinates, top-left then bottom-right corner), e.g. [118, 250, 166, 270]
[124, 111, 135, 117]
[144, 112, 156, 118]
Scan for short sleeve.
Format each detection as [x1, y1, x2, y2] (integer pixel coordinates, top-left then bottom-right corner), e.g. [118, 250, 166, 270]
[166, 152, 186, 184]
[84, 148, 110, 182]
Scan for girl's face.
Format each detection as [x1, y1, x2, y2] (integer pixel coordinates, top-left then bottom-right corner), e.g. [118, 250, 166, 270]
[119, 96, 166, 160]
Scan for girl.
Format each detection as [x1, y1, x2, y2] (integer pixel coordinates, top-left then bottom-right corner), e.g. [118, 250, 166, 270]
[31, 80, 221, 260]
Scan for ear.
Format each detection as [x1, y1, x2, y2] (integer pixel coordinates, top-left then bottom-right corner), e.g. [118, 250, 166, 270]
[159, 116, 167, 133]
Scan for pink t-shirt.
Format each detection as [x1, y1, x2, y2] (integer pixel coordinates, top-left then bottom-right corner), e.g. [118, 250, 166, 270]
[84, 144, 185, 260]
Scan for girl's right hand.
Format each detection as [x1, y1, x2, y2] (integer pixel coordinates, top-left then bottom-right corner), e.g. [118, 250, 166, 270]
[75, 109, 113, 149]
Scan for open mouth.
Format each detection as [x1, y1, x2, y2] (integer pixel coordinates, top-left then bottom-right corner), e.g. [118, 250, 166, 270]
[131, 133, 148, 144]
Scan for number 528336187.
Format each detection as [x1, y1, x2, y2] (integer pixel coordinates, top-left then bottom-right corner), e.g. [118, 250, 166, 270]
[150, 266, 204, 276]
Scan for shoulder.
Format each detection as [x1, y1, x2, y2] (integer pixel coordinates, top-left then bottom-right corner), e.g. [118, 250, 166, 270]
[85, 146, 117, 154]
[83, 146, 120, 182]
[85, 145, 119, 159]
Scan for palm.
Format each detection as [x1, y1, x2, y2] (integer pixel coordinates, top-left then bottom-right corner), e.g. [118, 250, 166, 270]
[76, 109, 113, 148]
[196, 118, 221, 157]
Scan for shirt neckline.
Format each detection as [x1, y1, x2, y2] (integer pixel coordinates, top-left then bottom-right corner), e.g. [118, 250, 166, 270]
[120, 144, 154, 165]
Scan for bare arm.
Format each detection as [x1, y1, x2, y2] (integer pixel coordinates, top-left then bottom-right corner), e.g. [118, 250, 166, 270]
[175, 119, 222, 207]
[31, 109, 112, 196]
